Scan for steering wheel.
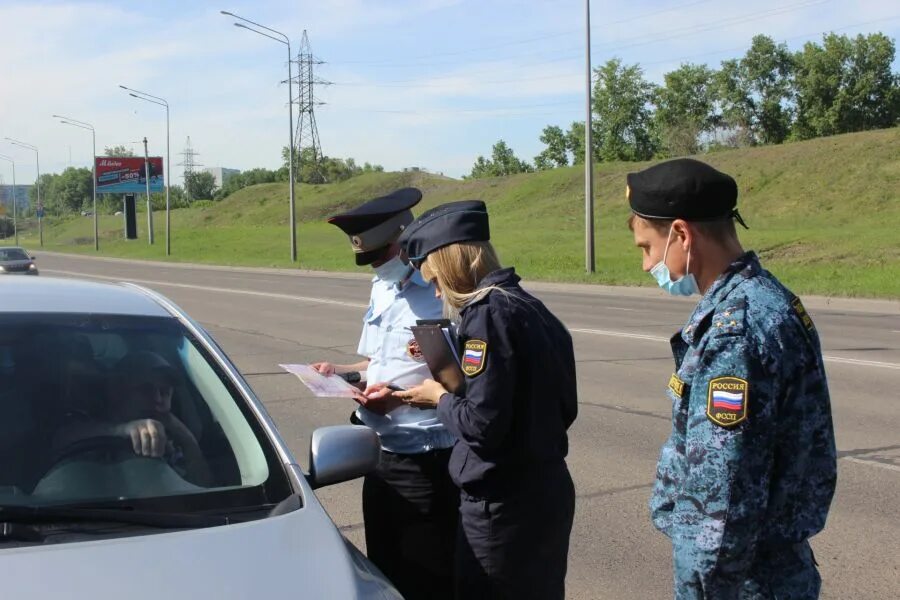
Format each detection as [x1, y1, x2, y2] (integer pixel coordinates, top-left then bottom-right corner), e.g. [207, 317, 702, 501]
[46, 435, 152, 469]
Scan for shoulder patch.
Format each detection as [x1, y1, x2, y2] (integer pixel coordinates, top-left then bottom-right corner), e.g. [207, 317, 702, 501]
[462, 339, 488, 376]
[406, 338, 425, 362]
[706, 376, 748, 428]
[790, 297, 816, 332]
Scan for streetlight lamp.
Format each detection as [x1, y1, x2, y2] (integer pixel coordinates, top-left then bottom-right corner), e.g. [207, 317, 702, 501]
[120, 85, 172, 256]
[54, 114, 98, 251]
[0, 154, 17, 245]
[221, 9, 297, 263]
[4, 138, 42, 246]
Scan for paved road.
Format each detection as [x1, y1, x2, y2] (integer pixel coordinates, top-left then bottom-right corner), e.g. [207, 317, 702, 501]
[39, 253, 900, 599]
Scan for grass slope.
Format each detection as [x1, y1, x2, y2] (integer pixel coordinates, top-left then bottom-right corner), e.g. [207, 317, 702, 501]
[19, 127, 900, 298]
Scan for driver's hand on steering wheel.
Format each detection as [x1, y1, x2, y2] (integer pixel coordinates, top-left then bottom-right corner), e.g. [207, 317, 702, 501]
[115, 419, 168, 458]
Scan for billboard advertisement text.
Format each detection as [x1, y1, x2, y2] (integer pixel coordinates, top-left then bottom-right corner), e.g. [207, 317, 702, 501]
[95, 157, 164, 194]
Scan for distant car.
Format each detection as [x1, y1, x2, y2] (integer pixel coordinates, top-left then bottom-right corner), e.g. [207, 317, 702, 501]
[0, 277, 399, 599]
[0, 246, 38, 275]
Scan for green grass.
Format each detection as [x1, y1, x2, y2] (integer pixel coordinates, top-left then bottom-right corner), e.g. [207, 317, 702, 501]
[18, 128, 900, 298]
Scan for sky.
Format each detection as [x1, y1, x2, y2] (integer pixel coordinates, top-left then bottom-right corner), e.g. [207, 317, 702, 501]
[0, 0, 898, 183]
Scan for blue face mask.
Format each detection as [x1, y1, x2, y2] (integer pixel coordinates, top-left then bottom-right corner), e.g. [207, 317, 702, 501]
[374, 256, 411, 284]
[650, 225, 699, 296]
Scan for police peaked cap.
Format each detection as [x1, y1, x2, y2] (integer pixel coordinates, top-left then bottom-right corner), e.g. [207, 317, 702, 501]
[399, 200, 490, 265]
[328, 187, 423, 265]
[627, 158, 747, 227]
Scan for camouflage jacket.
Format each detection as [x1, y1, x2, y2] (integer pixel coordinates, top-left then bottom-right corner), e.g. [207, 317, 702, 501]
[650, 252, 837, 599]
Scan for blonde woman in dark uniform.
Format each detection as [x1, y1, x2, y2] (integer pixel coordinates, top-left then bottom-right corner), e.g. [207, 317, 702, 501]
[368, 200, 578, 599]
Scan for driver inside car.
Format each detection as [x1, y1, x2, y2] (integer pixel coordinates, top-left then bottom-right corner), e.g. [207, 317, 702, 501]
[54, 350, 212, 487]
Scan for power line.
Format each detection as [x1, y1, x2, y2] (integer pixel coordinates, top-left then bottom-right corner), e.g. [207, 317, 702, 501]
[326, 4, 900, 92]
[639, 13, 900, 67]
[329, 0, 720, 65]
[327, 0, 827, 69]
[330, 72, 579, 88]
[327, 0, 831, 86]
[320, 12, 900, 118]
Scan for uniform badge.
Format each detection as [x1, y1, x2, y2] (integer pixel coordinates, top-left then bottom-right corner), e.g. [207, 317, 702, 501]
[706, 376, 748, 428]
[668, 373, 685, 398]
[406, 339, 425, 362]
[790, 297, 816, 332]
[462, 339, 488, 376]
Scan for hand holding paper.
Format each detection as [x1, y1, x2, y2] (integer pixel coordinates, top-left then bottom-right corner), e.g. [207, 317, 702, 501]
[280, 364, 359, 398]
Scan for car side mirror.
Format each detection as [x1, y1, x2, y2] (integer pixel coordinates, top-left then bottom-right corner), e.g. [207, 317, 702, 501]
[30, 255, 36, 261]
[307, 425, 379, 489]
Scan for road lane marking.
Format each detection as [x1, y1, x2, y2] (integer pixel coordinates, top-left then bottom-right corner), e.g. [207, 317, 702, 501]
[569, 328, 900, 370]
[842, 457, 900, 473]
[822, 356, 900, 370]
[46, 269, 900, 371]
[569, 327, 670, 343]
[43, 269, 369, 309]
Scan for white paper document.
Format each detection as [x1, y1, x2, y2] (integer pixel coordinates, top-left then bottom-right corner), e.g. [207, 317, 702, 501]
[279, 364, 359, 398]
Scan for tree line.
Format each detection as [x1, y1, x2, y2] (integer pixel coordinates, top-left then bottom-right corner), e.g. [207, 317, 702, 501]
[213, 147, 383, 199]
[24, 144, 383, 216]
[468, 32, 900, 177]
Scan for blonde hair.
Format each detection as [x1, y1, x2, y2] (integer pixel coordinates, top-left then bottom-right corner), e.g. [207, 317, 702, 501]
[421, 241, 503, 319]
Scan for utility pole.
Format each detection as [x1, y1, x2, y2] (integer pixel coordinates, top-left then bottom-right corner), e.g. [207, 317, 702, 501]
[143, 137, 154, 245]
[584, 0, 596, 273]
[120, 85, 171, 255]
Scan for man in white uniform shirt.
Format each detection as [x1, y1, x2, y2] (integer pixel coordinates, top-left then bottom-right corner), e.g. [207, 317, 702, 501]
[311, 188, 457, 600]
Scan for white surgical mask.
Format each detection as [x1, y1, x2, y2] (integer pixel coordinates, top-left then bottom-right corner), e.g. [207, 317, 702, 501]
[650, 225, 699, 296]
[373, 256, 410, 283]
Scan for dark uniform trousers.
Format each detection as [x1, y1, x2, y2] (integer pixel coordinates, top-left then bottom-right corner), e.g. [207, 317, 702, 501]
[740, 541, 821, 599]
[455, 462, 576, 600]
[362, 447, 458, 600]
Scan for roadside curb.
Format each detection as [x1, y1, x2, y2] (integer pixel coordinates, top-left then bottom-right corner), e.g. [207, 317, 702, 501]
[37, 251, 899, 315]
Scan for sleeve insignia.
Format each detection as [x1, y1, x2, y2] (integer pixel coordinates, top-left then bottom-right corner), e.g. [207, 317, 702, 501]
[462, 339, 488, 377]
[668, 373, 685, 398]
[706, 376, 748, 428]
[791, 297, 816, 332]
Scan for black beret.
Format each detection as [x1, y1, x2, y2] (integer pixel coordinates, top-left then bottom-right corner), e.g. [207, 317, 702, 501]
[627, 158, 740, 222]
[328, 188, 422, 265]
[399, 200, 490, 267]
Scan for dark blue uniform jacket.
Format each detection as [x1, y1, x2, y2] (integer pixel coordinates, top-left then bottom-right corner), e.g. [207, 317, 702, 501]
[437, 268, 578, 498]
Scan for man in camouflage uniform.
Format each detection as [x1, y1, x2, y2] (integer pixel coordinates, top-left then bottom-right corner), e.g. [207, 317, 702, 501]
[626, 158, 837, 599]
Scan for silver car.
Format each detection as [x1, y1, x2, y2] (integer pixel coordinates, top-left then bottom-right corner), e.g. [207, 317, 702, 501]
[0, 246, 38, 275]
[0, 277, 400, 599]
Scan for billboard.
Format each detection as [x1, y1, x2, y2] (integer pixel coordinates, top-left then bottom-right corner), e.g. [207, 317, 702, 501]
[95, 156, 164, 194]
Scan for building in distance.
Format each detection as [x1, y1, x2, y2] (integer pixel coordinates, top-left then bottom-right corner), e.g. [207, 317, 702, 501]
[203, 167, 240, 189]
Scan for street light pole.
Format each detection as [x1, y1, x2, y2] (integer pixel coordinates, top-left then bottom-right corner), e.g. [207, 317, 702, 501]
[54, 114, 98, 251]
[222, 10, 297, 263]
[0, 155, 17, 245]
[4, 138, 41, 246]
[120, 85, 171, 256]
[584, 0, 596, 274]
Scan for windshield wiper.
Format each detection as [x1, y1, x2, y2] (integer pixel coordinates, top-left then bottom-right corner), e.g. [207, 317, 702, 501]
[0, 504, 230, 530]
[0, 522, 45, 543]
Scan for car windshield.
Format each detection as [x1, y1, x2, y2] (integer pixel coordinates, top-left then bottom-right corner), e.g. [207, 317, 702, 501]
[0, 249, 29, 261]
[0, 313, 291, 514]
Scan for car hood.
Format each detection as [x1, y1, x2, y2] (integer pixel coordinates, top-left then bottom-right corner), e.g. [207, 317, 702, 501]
[0, 499, 399, 599]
